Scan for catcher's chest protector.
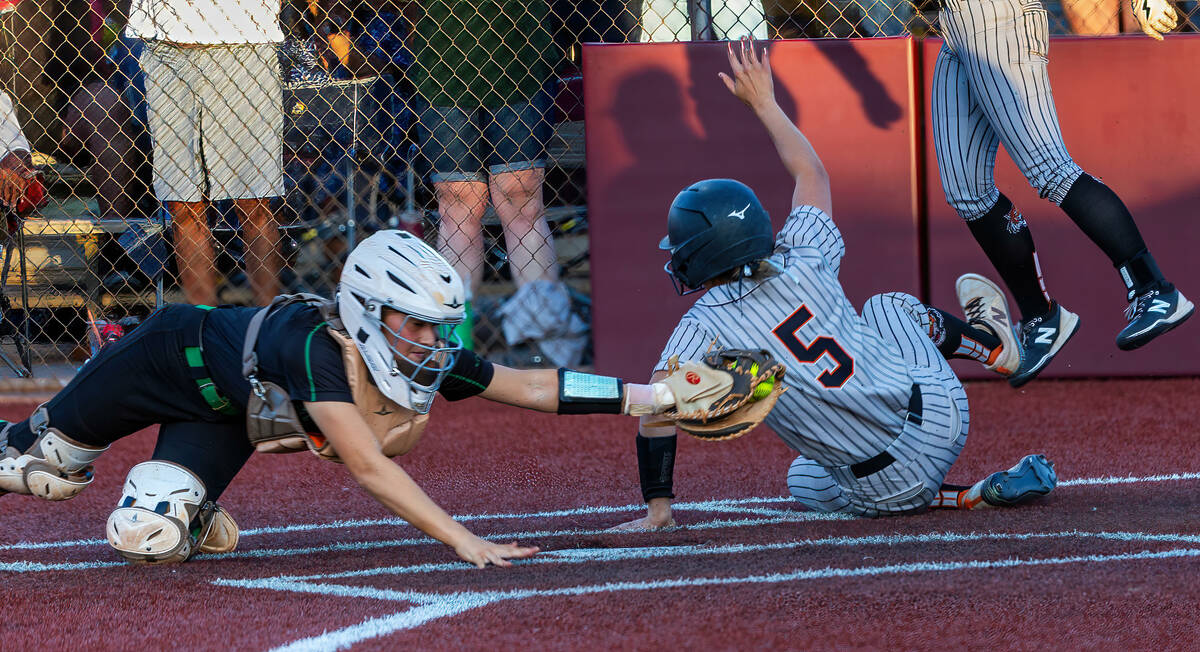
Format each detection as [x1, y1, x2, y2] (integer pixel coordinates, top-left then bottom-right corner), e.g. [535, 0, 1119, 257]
[323, 327, 427, 459]
[246, 295, 427, 462]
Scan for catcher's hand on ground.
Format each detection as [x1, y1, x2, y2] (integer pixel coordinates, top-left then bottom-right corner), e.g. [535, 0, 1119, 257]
[652, 348, 786, 441]
[1132, 0, 1178, 40]
[454, 536, 539, 569]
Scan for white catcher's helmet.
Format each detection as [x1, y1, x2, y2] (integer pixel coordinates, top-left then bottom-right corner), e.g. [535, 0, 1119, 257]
[337, 230, 466, 413]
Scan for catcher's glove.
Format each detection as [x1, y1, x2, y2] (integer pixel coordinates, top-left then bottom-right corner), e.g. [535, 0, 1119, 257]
[654, 348, 787, 441]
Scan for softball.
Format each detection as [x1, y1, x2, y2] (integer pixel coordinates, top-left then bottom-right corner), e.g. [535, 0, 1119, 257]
[752, 377, 774, 401]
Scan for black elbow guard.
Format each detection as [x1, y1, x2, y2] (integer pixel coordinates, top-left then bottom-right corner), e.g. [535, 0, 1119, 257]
[636, 433, 676, 502]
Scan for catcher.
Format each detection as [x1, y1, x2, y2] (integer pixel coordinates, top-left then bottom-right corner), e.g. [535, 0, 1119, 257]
[613, 40, 1058, 530]
[0, 229, 778, 567]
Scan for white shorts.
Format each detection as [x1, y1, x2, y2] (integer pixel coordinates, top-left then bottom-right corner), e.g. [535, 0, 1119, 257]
[142, 41, 284, 202]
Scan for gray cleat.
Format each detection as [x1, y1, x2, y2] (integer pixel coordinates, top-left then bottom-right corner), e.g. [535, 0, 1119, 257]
[980, 454, 1057, 507]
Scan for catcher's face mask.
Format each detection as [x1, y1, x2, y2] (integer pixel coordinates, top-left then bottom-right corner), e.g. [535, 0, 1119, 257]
[380, 310, 462, 403]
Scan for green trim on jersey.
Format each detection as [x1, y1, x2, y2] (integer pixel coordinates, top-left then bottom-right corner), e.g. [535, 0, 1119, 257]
[304, 321, 330, 402]
[446, 372, 487, 392]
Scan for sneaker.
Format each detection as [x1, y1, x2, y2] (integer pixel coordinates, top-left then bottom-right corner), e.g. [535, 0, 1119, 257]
[980, 454, 1057, 507]
[955, 273, 1021, 376]
[1008, 302, 1080, 388]
[1116, 286, 1194, 351]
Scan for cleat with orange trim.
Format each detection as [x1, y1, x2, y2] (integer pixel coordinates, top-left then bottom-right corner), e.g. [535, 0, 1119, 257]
[980, 454, 1057, 507]
[955, 273, 1021, 376]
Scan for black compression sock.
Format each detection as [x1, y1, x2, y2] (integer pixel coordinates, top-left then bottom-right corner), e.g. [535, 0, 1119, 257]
[1059, 172, 1148, 266]
[928, 307, 1002, 363]
[966, 194, 1052, 322]
[1117, 249, 1172, 300]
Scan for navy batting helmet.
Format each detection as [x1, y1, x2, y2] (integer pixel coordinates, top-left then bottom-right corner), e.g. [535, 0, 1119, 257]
[659, 179, 774, 295]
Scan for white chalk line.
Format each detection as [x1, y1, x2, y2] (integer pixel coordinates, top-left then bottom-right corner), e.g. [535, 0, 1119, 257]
[2, 469, 1198, 558]
[256, 546, 1200, 652]
[0, 496, 811, 553]
[226, 528, 1200, 583]
[0, 513, 835, 573]
[1058, 472, 1200, 486]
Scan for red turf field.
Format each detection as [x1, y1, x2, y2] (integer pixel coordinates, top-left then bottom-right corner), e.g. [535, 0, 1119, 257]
[3, 378, 1199, 650]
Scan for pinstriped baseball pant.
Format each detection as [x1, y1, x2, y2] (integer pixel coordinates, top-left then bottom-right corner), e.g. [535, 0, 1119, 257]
[932, 0, 1084, 221]
[786, 293, 969, 517]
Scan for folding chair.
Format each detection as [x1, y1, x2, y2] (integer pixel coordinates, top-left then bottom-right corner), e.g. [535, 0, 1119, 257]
[0, 206, 32, 377]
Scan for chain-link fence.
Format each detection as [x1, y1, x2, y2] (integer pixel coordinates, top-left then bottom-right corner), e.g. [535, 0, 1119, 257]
[0, 0, 1195, 379]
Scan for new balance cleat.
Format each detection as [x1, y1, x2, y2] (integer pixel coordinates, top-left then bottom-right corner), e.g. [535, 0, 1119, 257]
[955, 273, 1021, 376]
[980, 454, 1057, 507]
[1116, 287, 1194, 351]
[1008, 302, 1080, 388]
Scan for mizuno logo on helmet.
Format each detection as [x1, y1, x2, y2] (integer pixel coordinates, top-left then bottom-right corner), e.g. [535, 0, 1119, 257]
[440, 274, 452, 283]
[729, 203, 752, 220]
[445, 299, 463, 309]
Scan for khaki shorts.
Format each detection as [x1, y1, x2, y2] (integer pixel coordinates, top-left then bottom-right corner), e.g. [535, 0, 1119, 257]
[142, 41, 283, 202]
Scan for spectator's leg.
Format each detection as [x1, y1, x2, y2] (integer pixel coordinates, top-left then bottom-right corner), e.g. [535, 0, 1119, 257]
[63, 80, 149, 221]
[201, 43, 285, 305]
[489, 168, 558, 287]
[484, 97, 557, 288]
[1062, 0, 1120, 34]
[642, 0, 691, 41]
[711, 0, 770, 39]
[234, 198, 282, 305]
[142, 42, 210, 301]
[434, 180, 490, 293]
[167, 201, 218, 305]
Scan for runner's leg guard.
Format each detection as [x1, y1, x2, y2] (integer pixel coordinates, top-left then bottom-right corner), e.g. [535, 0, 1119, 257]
[105, 460, 239, 564]
[0, 406, 108, 500]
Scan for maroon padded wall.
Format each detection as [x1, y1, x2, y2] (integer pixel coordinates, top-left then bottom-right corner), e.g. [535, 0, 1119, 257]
[585, 38, 923, 379]
[921, 36, 1200, 379]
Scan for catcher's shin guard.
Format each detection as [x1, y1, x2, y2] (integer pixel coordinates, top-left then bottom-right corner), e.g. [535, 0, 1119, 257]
[0, 407, 108, 500]
[105, 461, 239, 564]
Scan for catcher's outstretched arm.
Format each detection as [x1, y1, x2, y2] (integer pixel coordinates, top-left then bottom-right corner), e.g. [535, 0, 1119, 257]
[476, 365, 678, 415]
[478, 353, 785, 439]
[719, 38, 831, 216]
[304, 401, 539, 568]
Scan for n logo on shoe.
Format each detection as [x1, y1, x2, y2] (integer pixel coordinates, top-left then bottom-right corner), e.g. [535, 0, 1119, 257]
[1034, 327, 1056, 345]
[1149, 299, 1171, 314]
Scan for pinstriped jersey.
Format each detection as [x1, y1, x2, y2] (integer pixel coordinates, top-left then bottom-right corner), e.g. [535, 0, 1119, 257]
[657, 205, 915, 465]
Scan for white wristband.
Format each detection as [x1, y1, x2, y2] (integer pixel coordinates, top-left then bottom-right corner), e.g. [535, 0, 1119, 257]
[622, 383, 676, 416]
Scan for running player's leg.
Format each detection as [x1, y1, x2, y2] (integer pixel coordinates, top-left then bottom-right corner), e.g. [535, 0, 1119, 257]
[964, 18, 1192, 345]
[931, 24, 1076, 385]
[941, 3, 1080, 212]
[931, 38, 1054, 326]
[945, 2, 1190, 349]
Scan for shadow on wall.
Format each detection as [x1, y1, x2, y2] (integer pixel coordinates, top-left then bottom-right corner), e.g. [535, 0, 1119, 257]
[597, 39, 907, 285]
